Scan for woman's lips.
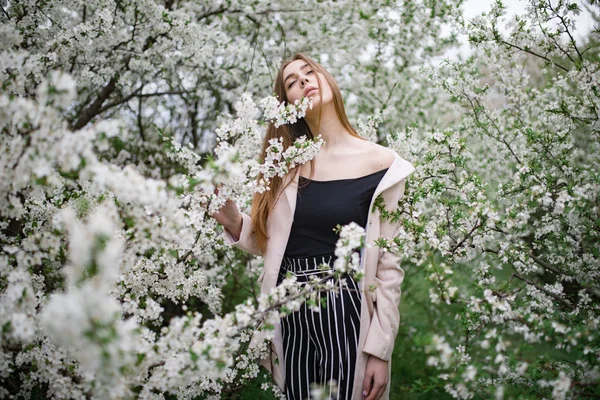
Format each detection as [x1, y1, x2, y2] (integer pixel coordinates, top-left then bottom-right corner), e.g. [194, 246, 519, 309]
[305, 87, 318, 97]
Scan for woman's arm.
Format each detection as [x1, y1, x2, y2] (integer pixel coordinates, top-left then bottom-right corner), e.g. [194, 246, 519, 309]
[221, 211, 264, 257]
[362, 179, 408, 361]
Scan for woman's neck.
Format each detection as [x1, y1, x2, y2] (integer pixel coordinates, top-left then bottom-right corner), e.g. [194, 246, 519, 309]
[304, 102, 351, 151]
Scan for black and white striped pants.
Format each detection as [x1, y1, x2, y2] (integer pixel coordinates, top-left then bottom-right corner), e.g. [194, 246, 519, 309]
[277, 253, 362, 400]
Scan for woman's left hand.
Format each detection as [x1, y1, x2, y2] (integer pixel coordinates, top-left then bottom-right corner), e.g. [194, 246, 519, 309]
[362, 354, 389, 399]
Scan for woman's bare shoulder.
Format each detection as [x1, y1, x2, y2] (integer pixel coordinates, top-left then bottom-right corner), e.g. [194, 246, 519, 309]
[361, 141, 396, 170]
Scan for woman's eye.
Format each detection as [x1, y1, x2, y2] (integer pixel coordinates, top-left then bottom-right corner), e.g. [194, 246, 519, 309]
[287, 71, 313, 89]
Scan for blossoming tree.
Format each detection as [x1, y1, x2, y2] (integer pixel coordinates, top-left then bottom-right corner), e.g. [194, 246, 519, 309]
[1, 0, 598, 399]
[402, 1, 600, 399]
[0, 0, 461, 398]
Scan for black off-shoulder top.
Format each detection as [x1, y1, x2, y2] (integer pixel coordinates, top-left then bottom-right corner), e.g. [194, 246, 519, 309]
[283, 167, 389, 257]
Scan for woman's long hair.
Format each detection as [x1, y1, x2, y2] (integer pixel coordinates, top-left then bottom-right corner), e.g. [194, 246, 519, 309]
[251, 53, 365, 254]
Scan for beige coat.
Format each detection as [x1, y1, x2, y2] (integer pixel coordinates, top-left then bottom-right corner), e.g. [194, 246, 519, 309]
[222, 149, 416, 399]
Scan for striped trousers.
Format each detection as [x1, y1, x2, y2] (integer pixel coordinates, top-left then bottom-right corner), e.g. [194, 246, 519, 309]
[277, 253, 362, 400]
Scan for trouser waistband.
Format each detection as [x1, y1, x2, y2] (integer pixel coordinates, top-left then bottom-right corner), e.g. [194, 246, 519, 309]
[280, 253, 337, 273]
[278, 253, 338, 284]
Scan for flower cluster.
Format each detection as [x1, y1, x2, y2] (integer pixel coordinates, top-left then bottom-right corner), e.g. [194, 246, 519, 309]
[207, 94, 324, 216]
[259, 95, 314, 128]
[332, 222, 366, 279]
[258, 134, 325, 184]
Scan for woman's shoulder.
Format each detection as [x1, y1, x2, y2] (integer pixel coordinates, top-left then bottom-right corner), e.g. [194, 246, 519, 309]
[360, 141, 397, 170]
[360, 141, 416, 184]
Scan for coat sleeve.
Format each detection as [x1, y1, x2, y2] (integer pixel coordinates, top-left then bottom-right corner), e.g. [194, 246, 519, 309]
[222, 211, 264, 257]
[362, 179, 408, 361]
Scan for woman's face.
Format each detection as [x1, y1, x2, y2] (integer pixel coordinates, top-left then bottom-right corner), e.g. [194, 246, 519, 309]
[282, 59, 333, 110]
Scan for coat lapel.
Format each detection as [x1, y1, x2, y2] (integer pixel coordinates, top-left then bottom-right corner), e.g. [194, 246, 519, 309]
[369, 152, 415, 204]
[283, 166, 300, 217]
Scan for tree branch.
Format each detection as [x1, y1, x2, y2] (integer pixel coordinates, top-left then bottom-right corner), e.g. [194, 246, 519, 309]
[95, 89, 192, 117]
[510, 271, 574, 309]
[70, 76, 117, 130]
[498, 39, 569, 72]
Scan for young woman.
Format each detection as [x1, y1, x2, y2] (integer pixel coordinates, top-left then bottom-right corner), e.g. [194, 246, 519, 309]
[211, 53, 415, 400]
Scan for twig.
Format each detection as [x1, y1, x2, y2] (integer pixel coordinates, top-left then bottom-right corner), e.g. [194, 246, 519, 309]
[510, 271, 574, 309]
[498, 39, 569, 72]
